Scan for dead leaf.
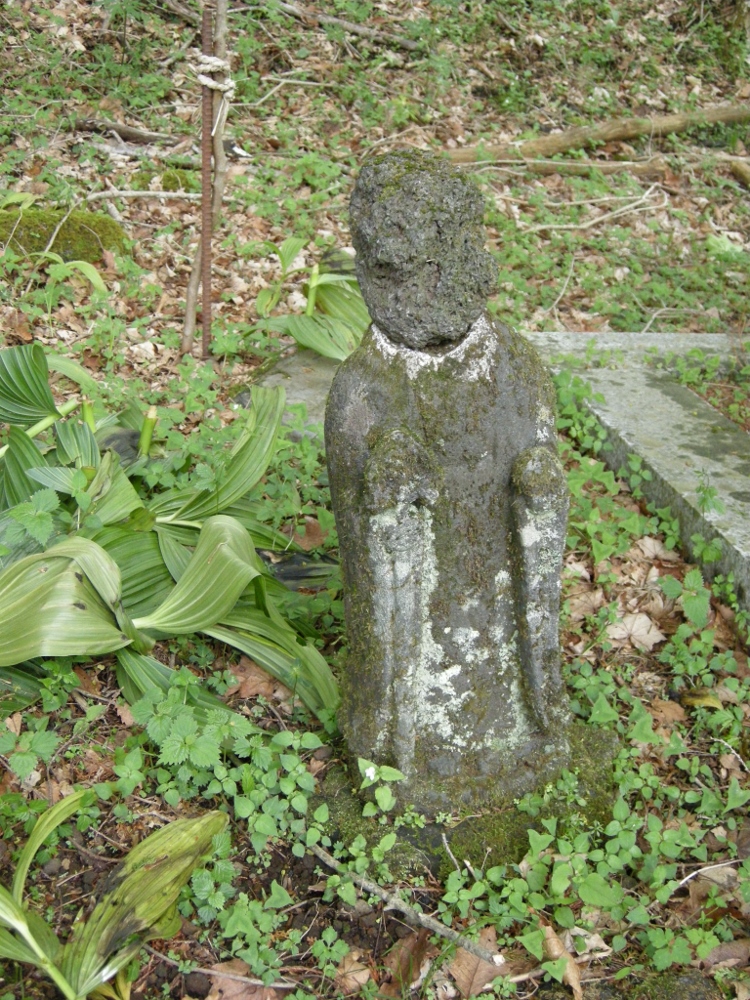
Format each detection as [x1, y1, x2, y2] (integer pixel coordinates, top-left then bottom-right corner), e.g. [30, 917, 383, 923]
[702, 938, 750, 972]
[335, 948, 371, 995]
[206, 959, 281, 1000]
[561, 926, 612, 960]
[606, 612, 666, 651]
[735, 982, 750, 1000]
[449, 927, 503, 998]
[290, 515, 327, 551]
[680, 688, 723, 710]
[5, 713, 22, 736]
[567, 588, 605, 622]
[735, 819, 750, 860]
[651, 698, 686, 726]
[227, 656, 291, 703]
[380, 928, 433, 997]
[116, 703, 135, 727]
[542, 924, 582, 1000]
[634, 537, 680, 561]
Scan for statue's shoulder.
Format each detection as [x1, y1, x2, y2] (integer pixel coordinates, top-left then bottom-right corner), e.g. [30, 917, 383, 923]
[484, 314, 555, 399]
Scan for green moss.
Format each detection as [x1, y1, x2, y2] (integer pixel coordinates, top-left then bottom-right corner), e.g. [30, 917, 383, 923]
[0, 209, 127, 262]
[316, 765, 432, 878]
[131, 168, 200, 192]
[318, 722, 619, 879]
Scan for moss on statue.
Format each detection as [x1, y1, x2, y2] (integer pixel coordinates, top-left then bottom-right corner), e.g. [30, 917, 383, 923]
[316, 722, 619, 879]
[0, 209, 127, 262]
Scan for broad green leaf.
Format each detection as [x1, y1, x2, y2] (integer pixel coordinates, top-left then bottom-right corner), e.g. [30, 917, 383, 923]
[0, 664, 47, 716]
[54, 418, 99, 469]
[12, 790, 89, 901]
[0, 344, 59, 426]
[133, 517, 260, 634]
[0, 924, 42, 965]
[115, 649, 249, 726]
[0, 538, 135, 666]
[155, 523, 194, 582]
[315, 277, 370, 335]
[269, 236, 306, 273]
[1, 427, 47, 509]
[49, 259, 107, 294]
[45, 352, 98, 394]
[282, 315, 359, 361]
[265, 880, 293, 909]
[149, 387, 284, 521]
[588, 692, 619, 726]
[207, 613, 340, 719]
[61, 811, 227, 998]
[95, 526, 174, 619]
[519, 927, 544, 961]
[577, 871, 624, 908]
[26, 466, 83, 495]
[84, 451, 144, 525]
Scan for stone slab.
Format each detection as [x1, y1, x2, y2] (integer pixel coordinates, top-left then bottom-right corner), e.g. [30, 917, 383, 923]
[553, 364, 750, 605]
[258, 331, 750, 606]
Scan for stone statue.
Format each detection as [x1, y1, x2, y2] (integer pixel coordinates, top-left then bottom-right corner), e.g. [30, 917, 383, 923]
[325, 150, 571, 813]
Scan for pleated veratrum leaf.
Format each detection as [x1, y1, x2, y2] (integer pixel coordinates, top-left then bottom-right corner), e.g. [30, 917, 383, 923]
[0, 664, 47, 716]
[149, 386, 284, 522]
[94, 526, 174, 619]
[1, 426, 47, 509]
[0, 344, 60, 426]
[54, 418, 99, 469]
[207, 609, 340, 720]
[25, 466, 81, 495]
[13, 790, 89, 901]
[0, 885, 65, 993]
[0, 924, 41, 965]
[281, 314, 360, 361]
[60, 811, 228, 998]
[115, 648, 253, 725]
[83, 451, 144, 525]
[133, 516, 260, 634]
[44, 352, 98, 395]
[314, 274, 370, 335]
[0, 538, 134, 666]
[222, 498, 303, 551]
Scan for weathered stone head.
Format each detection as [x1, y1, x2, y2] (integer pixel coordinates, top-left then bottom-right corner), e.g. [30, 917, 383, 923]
[349, 150, 497, 350]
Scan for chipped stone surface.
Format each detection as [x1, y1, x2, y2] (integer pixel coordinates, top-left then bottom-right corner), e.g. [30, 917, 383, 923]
[325, 152, 571, 812]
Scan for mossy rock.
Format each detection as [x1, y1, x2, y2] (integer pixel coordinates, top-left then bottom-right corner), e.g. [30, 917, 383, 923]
[0, 208, 127, 262]
[131, 168, 200, 192]
[316, 722, 619, 878]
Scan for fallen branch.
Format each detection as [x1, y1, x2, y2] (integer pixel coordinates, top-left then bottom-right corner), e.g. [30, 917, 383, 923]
[448, 104, 750, 164]
[273, 1, 419, 51]
[85, 189, 201, 202]
[76, 119, 177, 144]
[468, 156, 668, 179]
[157, 0, 200, 26]
[308, 843, 505, 968]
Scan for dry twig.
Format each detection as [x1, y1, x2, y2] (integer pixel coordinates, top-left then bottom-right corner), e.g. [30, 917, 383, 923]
[308, 843, 505, 968]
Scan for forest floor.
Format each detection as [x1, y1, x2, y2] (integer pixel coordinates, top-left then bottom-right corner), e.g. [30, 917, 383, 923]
[1, 2, 750, 999]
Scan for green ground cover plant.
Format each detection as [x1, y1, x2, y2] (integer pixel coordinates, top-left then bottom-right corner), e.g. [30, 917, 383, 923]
[1, 0, 749, 997]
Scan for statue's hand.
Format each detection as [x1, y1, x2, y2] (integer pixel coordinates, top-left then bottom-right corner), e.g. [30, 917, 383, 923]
[364, 427, 438, 513]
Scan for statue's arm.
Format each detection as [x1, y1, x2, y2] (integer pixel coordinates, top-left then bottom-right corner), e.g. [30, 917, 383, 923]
[511, 445, 569, 728]
[363, 427, 438, 514]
